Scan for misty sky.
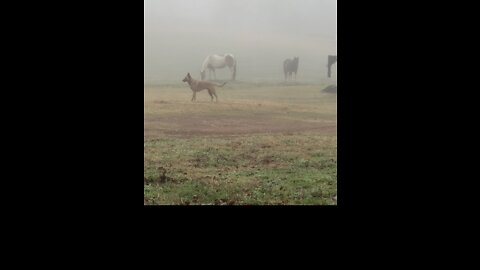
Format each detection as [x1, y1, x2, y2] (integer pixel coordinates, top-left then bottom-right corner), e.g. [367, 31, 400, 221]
[145, 0, 337, 83]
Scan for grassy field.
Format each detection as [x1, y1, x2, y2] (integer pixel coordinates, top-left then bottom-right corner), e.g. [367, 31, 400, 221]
[144, 80, 337, 205]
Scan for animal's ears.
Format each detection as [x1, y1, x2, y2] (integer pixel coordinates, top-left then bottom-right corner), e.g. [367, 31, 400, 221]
[187, 73, 191, 77]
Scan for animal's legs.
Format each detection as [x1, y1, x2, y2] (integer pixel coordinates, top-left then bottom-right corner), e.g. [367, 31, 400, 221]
[208, 89, 214, 102]
[229, 66, 234, 80]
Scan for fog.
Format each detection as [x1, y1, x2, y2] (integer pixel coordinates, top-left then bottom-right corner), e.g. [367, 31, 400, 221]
[145, 0, 336, 84]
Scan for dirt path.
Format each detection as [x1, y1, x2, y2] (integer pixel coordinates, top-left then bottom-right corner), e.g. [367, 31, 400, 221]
[144, 113, 336, 138]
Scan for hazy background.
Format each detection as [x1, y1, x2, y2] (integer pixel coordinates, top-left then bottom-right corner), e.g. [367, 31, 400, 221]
[145, 0, 336, 84]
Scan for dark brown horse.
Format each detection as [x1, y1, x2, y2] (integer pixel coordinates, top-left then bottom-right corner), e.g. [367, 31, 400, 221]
[283, 57, 299, 81]
[327, 55, 337, 78]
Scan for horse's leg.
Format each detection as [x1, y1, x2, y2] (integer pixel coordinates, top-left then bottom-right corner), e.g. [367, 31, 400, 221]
[213, 69, 216, 80]
[208, 89, 214, 102]
[229, 65, 235, 81]
[192, 91, 196, 102]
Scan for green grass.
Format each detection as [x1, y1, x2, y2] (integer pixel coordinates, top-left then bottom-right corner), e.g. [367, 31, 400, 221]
[144, 134, 336, 205]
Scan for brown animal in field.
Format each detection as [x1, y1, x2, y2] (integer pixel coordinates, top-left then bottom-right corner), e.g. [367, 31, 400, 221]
[182, 73, 226, 102]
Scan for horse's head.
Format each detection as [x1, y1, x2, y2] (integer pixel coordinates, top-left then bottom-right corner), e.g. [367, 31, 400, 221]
[182, 73, 191, 83]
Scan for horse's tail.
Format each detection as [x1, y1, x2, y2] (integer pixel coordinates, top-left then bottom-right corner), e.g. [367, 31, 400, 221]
[283, 59, 289, 72]
[232, 63, 236, 81]
[226, 54, 236, 81]
[215, 82, 227, 88]
[283, 60, 289, 79]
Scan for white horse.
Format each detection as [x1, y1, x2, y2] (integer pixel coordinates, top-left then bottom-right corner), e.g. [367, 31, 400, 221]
[200, 53, 237, 81]
[327, 55, 337, 78]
